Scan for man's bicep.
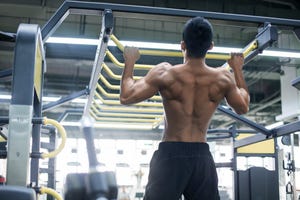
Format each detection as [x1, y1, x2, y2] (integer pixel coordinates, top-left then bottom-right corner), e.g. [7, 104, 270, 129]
[131, 78, 159, 101]
[120, 68, 162, 104]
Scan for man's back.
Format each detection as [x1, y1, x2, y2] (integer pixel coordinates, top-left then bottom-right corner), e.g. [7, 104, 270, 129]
[158, 61, 231, 142]
[120, 47, 249, 142]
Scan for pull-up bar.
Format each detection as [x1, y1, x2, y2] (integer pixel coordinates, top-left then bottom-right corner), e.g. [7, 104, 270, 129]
[110, 34, 233, 60]
[97, 25, 272, 102]
[106, 23, 275, 71]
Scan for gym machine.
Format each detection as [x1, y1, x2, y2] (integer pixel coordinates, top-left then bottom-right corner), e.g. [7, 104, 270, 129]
[1, 1, 300, 199]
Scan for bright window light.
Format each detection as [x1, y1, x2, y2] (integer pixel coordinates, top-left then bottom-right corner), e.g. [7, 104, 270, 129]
[94, 123, 153, 130]
[46, 36, 300, 58]
[0, 94, 11, 100]
[0, 94, 87, 104]
[46, 37, 98, 45]
[61, 121, 153, 130]
[118, 40, 180, 50]
[265, 121, 284, 129]
[43, 96, 87, 104]
[262, 50, 300, 58]
[209, 47, 241, 53]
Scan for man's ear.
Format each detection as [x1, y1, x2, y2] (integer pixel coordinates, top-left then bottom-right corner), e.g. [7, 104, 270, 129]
[209, 41, 214, 50]
[181, 41, 186, 51]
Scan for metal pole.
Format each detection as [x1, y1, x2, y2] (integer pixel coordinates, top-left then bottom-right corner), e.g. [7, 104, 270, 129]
[82, 9, 113, 117]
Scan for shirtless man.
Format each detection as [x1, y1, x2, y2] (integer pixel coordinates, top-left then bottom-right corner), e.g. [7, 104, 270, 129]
[120, 17, 249, 200]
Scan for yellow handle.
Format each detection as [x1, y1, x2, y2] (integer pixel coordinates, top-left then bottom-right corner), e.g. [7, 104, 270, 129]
[110, 34, 233, 60]
[41, 117, 66, 159]
[224, 40, 258, 70]
[40, 186, 62, 200]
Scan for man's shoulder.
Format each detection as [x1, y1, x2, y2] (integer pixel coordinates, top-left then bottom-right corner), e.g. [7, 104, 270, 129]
[209, 66, 232, 76]
[156, 62, 173, 68]
[152, 62, 174, 75]
[204, 65, 233, 84]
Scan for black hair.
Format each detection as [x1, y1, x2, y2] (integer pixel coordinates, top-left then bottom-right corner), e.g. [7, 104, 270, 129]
[182, 17, 213, 58]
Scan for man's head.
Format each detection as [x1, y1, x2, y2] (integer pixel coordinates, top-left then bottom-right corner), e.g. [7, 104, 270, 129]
[182, 17, 213, 58]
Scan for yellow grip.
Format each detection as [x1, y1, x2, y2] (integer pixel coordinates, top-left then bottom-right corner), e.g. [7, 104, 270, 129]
[41, 117, 66, 159]
[40, 186, 63, 200]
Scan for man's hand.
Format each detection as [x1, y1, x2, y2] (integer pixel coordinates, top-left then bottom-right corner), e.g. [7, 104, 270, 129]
[123, 46, 140, 63]
[228, 53, 244, 71]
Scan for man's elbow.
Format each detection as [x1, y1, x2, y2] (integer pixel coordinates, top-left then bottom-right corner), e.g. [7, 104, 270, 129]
[120, 96, 130, 105]
[120, 95, 136, 105]
[235, 104, 249, 115]
[236, 94, 250, 114]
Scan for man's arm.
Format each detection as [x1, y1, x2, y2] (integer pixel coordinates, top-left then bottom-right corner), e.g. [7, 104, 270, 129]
[120, 46, 167, 105]
[225, 53, 250, 114]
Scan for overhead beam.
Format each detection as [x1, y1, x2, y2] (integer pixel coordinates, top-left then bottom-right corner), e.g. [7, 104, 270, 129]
[42, 0, 300, 41]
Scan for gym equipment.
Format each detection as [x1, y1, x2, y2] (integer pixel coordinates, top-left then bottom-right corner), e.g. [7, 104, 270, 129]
[291, 76, 300, 90]
[0, 186, 36, 200]
[64, 117, 118, 200]
[0, 21, 65, 200]
[6, 23, 45, 187]
[283, 152, 295, 176]
[1, 1, 299, 199]
[41, 117, 66, 159]
[236, 167, 279, 200]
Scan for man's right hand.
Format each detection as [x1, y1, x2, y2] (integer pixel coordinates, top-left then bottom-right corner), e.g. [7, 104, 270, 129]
[228, 53, 244, 71]
[123, 46, 140, 63]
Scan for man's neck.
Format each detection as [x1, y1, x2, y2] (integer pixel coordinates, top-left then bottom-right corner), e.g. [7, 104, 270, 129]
[184, 56, 206, 66]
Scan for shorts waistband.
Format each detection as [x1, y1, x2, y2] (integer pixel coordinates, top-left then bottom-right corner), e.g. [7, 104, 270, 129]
[158, 142, 210, 156]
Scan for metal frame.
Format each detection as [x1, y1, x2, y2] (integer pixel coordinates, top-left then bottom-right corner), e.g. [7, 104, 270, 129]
[42, 88, 89, 112]
[0, 69, 12, 79]
[0, 31, 16, 42]
[41, 0, 300, 42]
[57, 109, 83, 122]
[40, 126, 57, 200]
[82, 9, 113, 117]
[7, 23, 45, 187]
[233, 121, 300, 148]
[233, 134, 279, 200]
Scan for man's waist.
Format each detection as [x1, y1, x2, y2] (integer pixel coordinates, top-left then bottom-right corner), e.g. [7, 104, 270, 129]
[158, 141, 210, 156]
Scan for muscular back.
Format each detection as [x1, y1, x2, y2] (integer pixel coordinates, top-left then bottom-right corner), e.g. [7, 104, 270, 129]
[158, 62, 231, 142]
[120, 47, 248, 142]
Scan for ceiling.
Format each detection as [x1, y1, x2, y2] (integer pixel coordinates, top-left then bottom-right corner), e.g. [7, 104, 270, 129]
[0, 0, 300, 140]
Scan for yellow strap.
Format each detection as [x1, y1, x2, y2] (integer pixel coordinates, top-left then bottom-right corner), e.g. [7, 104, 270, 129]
[40, 186, 62, 200]
[42, 117, 66, 159]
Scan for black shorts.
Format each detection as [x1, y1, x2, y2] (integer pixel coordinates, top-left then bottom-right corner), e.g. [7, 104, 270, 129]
[144, 142, 220, 200]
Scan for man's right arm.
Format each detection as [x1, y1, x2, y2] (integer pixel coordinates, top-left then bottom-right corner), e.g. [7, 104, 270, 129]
[225, 53, 250, 114]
